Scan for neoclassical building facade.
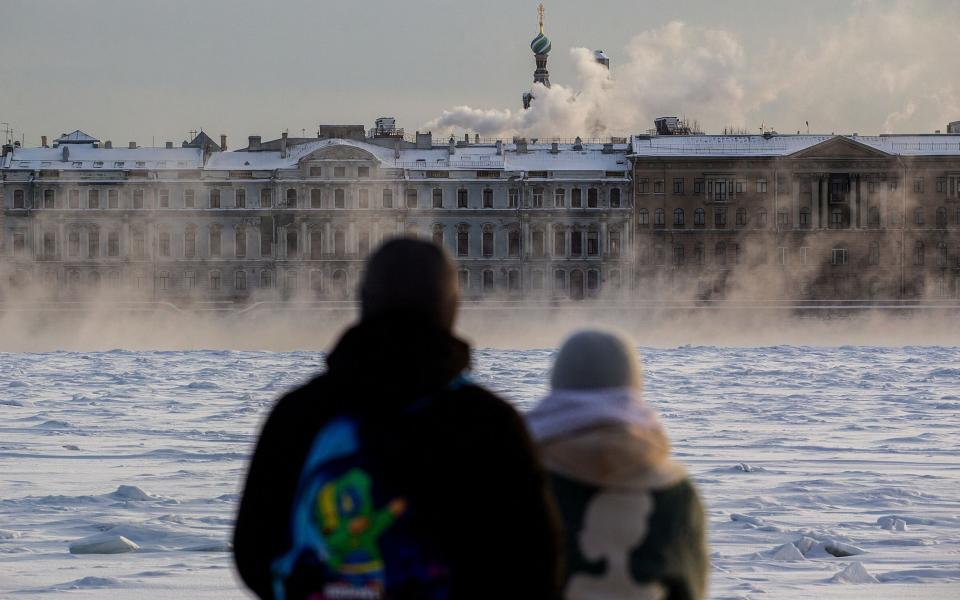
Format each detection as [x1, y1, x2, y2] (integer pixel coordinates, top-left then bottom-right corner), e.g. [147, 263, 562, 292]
[0, 131, 633, 304]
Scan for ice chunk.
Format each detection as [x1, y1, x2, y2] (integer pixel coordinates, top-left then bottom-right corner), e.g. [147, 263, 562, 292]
[825, 541, 866, 557]
[69, 535, 140, 554]
[878, 516, 908, 531]
[770, 542, 805, 561]
[830, 561, 879, 584]
[730, 513, 765, 526]
[0, 529, 22, 540]
[110, 485, 154, 501]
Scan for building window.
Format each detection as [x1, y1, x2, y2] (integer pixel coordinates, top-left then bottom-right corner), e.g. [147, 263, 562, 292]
[132, 189, 144, 209]
[483, 188, 494, 208]
[69, 189, 80, 209]
[233, 188, 245, 208]
[554, 230, 565, 256]
[654, 208, 665, 227]
[586, 270, 599, 292]
[936, 207, 948, 228]
[609, 188, 621, 208]
[736, 208, 747, 227]
[260, 270, 273, 289]
[433, 188, 443, 208]
[455, 228, 470, 257]
[235, 227, 246, 258]
[532, 230, 545, 257]
[609, 231, 621, 257]
[185, 189, 196, 208]
[914, 241, 925, 265]
[43, 189, 55, 209]
[799, 207, 810, 227]
[587, 231, 599, 256]
[715, 208, 727, 228]
[757, 209, 768, 227]
[571, 231, 583, 256]
[336, 188, 346, 209]
[13, 189, 25, 208]
[937, 177, 947, 193]
[937, 242, 948, 267]
[673, 244, 684, 266]
[157, 271, 169, 291]
[106, 189, 117, 209]
[209, 226, 222, 257]
[358, 189, 369, 208]
[800, 246, 809, 265]
[554, 269, 567, 291]
[756, 179, 768, 193]
[458, 269, 469, 291]
[532, 188, 544, 208]
[334, 230, 346, 256]
[654, 245, 665, 265]
[673, 208, 684, 227]
[405, 188, 417, 209]
[309, 189, 322, 208]
[673, 179, 684, 195]
[108, 231, 119, 257]
[457, 189, 468, 208]
[358, 166, 370, 178]
[868, 207, 880, 227]
[259, 189, 271, 208]
[694, 242, 704, 265]
[777, 211, 788, 228]
[694, 208, 705, 227]
[832, 247, 849, 266]
[432, 226, 444, 248]
[531, 270, 544, 290]
[235, 270, 247, 290]
[286, 228, 298, 257]
[132, 228, 146, 259]
[284, 188, 296, 208]
[710, 243, 725, 267]
[693, 179, 704, 194]
[209, 270, 221, 290]
[309, 166, 322, 177]
[210, 188, 221, 209]
[43, 231, 56, 258]
[159, 231, 171, 257]
[554, 188, 566, 207]
[153, 189, 167, 209]
[587, 188, 599, 207]
[913, 177, 924, 193]
[571, 188, 582, 208]
[310, 270, 323, 292]
[482, 228, 494, 257]
[653, 180, 664, 194]
[914, 208, 925, 226]
[334, 166, 346, 178]
[482, 270, 494, 293]
[778, 246, 787, 266]
[286, 271, 298, 291]
[310, 229, 322, 259]
[509, 188, 520, 208]
[711, 180, 728, 201]
[507, 229, 520, 258]
[638, 179, 649, 194]
[358, 231, 370, 256]
[88, 229, 99, 258]
[184, 225, 196, 258]
[68, 229, 80, 257]
[639, 208, 649, 226]
[382, 188, 393, 208]
[508, 269, 520, 292]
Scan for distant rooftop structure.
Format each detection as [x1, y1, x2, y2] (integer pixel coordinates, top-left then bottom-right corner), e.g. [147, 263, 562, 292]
[55, 130, 99, 145]
[594, 50, 610, 69]
[653, 117, 701, 136]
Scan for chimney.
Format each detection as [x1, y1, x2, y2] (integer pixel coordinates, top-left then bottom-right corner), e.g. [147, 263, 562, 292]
[551, 142, 559, 154]
[474, 133, 480, 144]
[573, 136, 583, 151]
[220, 134, 227, 151]
[2, 144, 12, 157]
[41, 135, 48, 148]
[415, 131, 433, 149]
[496, 140, 503, 155]
[448, 136, 456, 155]
[464, 133, 470, 145]
[516, 138, 528, 154]
[280, 131, 288, 159]
[128, 141, 137, 149]
[602, 143, 614, 154]
[104, 140, 113, 149]
[248, 135, 261, 151]
[165, 141, 173, 149]
[62, 146, 70, 162]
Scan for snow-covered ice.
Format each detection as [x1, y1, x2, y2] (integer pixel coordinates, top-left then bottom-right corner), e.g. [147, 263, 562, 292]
[1, 346, 958, 598]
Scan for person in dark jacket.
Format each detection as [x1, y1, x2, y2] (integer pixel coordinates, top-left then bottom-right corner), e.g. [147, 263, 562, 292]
[234, 238, 562, 600]
[526, 330, 708, 600]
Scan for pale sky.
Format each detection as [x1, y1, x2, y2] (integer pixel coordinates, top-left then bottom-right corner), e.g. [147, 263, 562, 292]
[2, 0, 958, 146]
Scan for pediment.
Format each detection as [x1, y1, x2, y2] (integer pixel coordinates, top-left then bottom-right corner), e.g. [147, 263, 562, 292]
[302, 144, 377, 162]
[790, 136, 890, 159]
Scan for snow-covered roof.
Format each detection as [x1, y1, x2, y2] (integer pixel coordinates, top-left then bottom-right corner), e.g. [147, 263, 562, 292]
[4, 145, 202, 170]
[630, 134, 960, 157]
[56, 130, 99, 144]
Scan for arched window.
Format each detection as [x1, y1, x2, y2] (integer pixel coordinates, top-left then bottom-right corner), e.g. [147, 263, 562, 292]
[914, 241, 925, 265]
[457, 227, 469, 257]
[482, 227, 494, 257]
[286, 188, 297, 208]
[936, 207, 948, 228]
[508, 229, 520, 257]
[260, 270, 273, 289]
[335, 188, 346, 208]
[209, 270, 221, 290]
[13, 189, 24, 208]
[673, 208, 684, 227]
[382, 188, 393, 208]
[914, 208, 925, 226]
[654, 208, 665, 226]
[184, 225, 197, 258]
[285, 270, 298, 291]
[694, 208, 705, 226]
[235, 226, 246, 258]
[715, 242, 727, 265]
[937, 242, 948, 267]
[209, 225, 221, 257]
[235, 270, 247, 290]
[286, 228, 298, 257]
[638, 208, 649, 226]
[159, 230, 171, 257]
[310, 228, 322, 259]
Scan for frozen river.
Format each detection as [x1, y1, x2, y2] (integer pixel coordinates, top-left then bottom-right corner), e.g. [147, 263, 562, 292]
[1, 346, 958, 598]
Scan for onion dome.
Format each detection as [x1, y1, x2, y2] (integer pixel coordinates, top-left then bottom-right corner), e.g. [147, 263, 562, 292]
[530, 31, 552, 55]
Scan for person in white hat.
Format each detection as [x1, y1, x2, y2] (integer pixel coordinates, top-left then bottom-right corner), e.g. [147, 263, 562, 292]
[527, 330, 708, 600]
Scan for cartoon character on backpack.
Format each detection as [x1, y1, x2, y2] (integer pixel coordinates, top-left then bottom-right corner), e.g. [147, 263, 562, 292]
[316, 468, 407, 590]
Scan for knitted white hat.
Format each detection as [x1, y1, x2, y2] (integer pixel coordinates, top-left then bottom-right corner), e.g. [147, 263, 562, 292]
[550, 330, 642, 391]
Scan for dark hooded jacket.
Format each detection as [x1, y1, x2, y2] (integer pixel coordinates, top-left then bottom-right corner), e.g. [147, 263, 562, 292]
[234, 318, 563, 599]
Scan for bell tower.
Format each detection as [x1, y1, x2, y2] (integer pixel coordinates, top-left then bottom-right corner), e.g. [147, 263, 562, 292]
[523, 3, 552, 109]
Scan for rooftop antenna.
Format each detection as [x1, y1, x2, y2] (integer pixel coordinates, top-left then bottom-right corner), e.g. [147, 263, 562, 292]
[806, 120, 810, 134]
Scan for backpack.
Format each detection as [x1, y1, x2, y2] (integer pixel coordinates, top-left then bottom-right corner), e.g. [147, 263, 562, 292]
[270, 379, 467, 600]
